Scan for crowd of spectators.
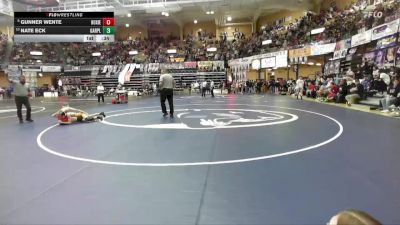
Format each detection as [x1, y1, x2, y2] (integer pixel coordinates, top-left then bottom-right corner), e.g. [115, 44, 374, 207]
[10, 42, 61, 64]
[226, 68, 400, 113]
[7, 0, 400, 65]
[0, 32, 8, 60]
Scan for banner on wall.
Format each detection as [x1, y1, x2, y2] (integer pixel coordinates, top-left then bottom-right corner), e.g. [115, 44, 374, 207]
[240, 57, 253, 65]
[384, 47, 396, 67]
[228, 59, 240, 66]
[288, 47, 311, 58]
[363, 51, 376, 64]
[160, 63, 186, 70]
[290, 56, 307, 64]
[396, 48, 400, 68]
[258, 50, 288, 68]
[261, 57, 276, 68]
[351, 29, 372, 47]
[324, 60, 340, 75]
[124, 64, 135, 82]
[371, 19, 400, 40]
[0, 0, 13, 16]
[258, 50, 288, 59]
[21, 65, 41, 72]
[197, 61, 213, 69]
[212, 61, 224, 70]
[333, 60, 340, 75]
[335, 38, 352, 51]
[6, 65, 22, 80]
[118, 64, 130, 84]
[184, 62, 197, 69]
[333, 49, 348, 60]
[170, 58, 185, 63]
[311, 43, 336, 56]
[375, 34, 397, 49]
[64, 66, 80, 72]
[41, 65, 62, 72]
[375, 49, 385, 67]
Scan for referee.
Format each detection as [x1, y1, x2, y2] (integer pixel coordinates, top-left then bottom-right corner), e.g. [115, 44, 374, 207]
[159, 71, 176, 118]
[9, 75, 33, 123]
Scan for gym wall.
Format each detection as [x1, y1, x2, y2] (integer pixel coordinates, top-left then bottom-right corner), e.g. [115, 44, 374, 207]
[273, 65, 322, 80]
[115, 25, 148, 41]
[0, 72, 8, 88]
[183, 21, 216, 37]
[246, 70, 259, 80]
[320, 0, 358, 10]
[37, 74, 54, 87]
[216, 24, 252, 39]
[257, 10, 306, 32]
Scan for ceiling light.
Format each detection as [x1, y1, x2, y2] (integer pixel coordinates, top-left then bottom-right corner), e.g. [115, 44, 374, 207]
[30, 51, 42, 56]
[161, 12, 166, 15]
[207, 47, 217, 52]
[262, 40, 272, 45]
[227, 16, 232, 21]
[307, 62, 314, 65]
[92, 52, 101, 57]
[311, 27, 325, 35]
[206, 11, 210, 15]
[38, 72, 43, 77]
[165, 12, 169, 17]
[210, 11, 214, 15]
[316, 63, 322, 66]
[129, 50, 138, 55]
[125, 23, 129, 27]
[194, 20, 198, 24]
[167, 49, 177, 54]
[127, 13, 131, 17]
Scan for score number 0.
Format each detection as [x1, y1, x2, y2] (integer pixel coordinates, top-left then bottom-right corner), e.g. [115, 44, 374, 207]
[102, 18, 114, 26]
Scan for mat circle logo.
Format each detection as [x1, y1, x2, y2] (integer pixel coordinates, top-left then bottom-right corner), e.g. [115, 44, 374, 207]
[101, 108, 299, 130]
[177, 109, 297, 129]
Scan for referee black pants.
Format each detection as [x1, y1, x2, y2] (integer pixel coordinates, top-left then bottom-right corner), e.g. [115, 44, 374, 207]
[160, 89, 174, 115]
[97, 93, 104, 102]
[15, 96, 31, 121]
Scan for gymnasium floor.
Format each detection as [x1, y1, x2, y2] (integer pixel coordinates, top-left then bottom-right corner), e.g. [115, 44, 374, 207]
[0, 94, 399, 225]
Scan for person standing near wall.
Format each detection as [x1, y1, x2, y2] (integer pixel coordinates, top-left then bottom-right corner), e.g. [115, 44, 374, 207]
[295, 77, 305, 100]
[159, 71, 176, 118]
[97, 83, 105, 103]
[201, 80, 207, 98]
[8, 75, 33, 124]
[210, 80, 215, 97]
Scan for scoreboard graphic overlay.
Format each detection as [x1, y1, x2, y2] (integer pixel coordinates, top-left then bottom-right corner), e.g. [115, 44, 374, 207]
[14, 12, 115, 43]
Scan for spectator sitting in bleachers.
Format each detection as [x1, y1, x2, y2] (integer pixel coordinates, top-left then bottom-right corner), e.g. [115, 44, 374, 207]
[335, 79, 349, 103]
[327, 82, 339, 102]
[306, 81, 317, 98]
[379, 76, 400, 113]
[345, 79, 364, 106]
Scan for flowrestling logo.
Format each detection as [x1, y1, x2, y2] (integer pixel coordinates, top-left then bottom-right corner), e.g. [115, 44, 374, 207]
[102, 108, 299, 130]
